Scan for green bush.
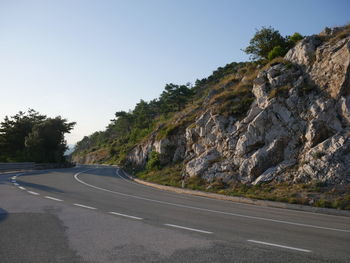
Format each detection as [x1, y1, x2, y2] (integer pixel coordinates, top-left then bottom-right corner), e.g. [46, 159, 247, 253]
[287, 32, 304, 46]
[231, 97, 254, 116]
[146, 151, 161, 170]
[268, 46, 285, 60]
[186, 176, 206, 190]
[315, 199, 332, 208]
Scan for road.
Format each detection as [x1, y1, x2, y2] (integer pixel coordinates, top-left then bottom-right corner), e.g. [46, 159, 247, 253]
[1, 165, 349, 262]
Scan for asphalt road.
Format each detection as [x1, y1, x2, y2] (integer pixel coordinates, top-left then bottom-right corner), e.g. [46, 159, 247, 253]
[1, 165, 349, 262]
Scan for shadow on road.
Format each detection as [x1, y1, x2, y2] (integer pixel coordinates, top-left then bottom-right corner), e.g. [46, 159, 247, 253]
[0, 208, 8, 222]
[16, 181, 65, 194]
[82, 167, 130, 181]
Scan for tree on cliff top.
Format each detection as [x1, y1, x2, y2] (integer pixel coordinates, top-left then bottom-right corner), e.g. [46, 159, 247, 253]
[244, 26, 287, 60]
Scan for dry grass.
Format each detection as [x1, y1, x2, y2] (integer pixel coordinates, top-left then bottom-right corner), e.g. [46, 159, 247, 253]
[134, 165, 350, 210]
[261, 57, 291, 71]
[317, 23, 350, 46]
[268, 85, 292, 99]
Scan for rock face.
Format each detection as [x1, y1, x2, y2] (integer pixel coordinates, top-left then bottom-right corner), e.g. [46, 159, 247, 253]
[126, 27, 350, 185]
[285, 34, 350, 99]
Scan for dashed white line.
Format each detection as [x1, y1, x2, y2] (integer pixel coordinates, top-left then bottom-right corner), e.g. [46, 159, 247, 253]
[27, 191, 40, 195]
[74, 171, 350, 233]
[247, 240, 312, 253]
[164, 224, 213, 234]
[109, 212, 143, 220]
[13, 183, 19, 186]
[73, 203, 97, 210]
[18, 186, 26, 190]
[45, 196, 63, 202]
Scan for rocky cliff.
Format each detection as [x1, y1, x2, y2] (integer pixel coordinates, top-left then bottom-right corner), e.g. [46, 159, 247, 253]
[124, 26, 350, 186]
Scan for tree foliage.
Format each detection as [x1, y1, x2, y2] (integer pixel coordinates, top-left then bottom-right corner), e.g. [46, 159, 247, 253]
[268, 45, 285, 60]
[73, 82, 197, 164]
[244, 26, 304, 61]
[0, 109, 75, 163]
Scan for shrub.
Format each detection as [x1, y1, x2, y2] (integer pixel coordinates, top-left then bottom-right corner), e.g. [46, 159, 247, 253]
[268, 46, 285, 60]
[186, 176, 206, 190]
[315, 199, 332, 208]
[146, 151, 161, 170]
[287, 32, 304, 46]
[231, 96, 255, 116]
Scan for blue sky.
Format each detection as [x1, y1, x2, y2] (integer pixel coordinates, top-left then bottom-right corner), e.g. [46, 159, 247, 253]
[1, 0, 349, 144]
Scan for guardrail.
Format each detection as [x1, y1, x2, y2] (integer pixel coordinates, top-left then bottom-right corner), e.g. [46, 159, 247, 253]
[0, 162, 35, 172]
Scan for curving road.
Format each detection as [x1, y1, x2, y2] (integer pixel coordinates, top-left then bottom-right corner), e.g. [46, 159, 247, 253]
[1, 165, 350, 262]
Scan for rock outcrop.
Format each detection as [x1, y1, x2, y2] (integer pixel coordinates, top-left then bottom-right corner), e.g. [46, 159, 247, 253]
[125, 26, 350, 185]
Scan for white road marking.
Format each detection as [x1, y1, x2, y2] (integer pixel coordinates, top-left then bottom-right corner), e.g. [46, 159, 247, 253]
[73, 203, 97, 210]
[18, 186, 26, 190]
[247, 240, 312, 253]
[14, 183, 19, 186]
[74, 170, 350, 233]
[28, 191, 40, 195]
[115, 169, 131, 182]
[164, 224, 213, 234]
[109, 211, 143, 220]
[45, 196, 63, 202]
[11, 176, 17, 180]
[115, 169, 156, 190]
[115, 169, 146, 187]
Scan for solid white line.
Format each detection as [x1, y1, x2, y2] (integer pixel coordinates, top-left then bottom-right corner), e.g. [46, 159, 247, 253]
[109, 212, 143, 220]
[115, 169, 131, 182]
[45, 196, 63, 202]
[164, 224, 213, 234]
[18, 186, 26, 190]
[73, 203, 96, 210]
[73, 171, 350, 233]
[27, 191, 40, 195]
[247, 240, 312, 253]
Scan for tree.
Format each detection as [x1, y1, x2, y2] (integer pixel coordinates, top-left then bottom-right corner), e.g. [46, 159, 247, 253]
[160, 83, 194, 112]
[244, 26, 287, 60]
[25, 117, 75, 163]
[0, 110, 75, 163]
[0, 109, 46, 161]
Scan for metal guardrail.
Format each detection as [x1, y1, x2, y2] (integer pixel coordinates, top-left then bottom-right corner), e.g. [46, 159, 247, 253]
[0, 162, 35, 172]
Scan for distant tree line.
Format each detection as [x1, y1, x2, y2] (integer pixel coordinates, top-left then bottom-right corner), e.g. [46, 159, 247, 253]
[0, 109, 75, 163]
[74, 83, 196, 158]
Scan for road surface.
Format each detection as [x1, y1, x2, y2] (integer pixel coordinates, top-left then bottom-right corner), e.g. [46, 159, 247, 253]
[1, 165, 349, 262]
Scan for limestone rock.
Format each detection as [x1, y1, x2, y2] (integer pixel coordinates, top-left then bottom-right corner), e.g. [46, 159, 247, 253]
[125, 27, 350, 186]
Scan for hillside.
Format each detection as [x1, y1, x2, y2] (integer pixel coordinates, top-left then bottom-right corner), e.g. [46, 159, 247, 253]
[72, 25, 350, 209]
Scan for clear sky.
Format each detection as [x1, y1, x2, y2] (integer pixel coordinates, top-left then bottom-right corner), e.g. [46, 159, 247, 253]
[1, 0, 349, 145]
